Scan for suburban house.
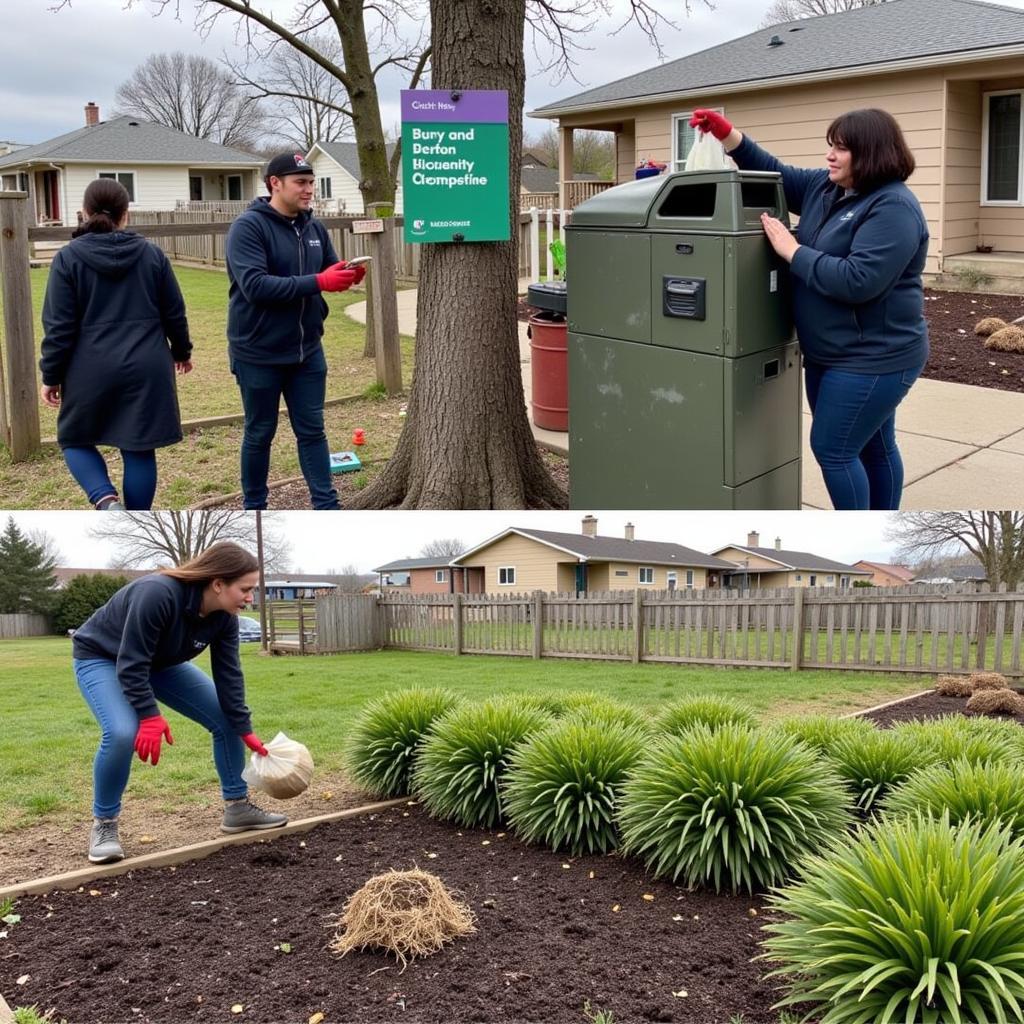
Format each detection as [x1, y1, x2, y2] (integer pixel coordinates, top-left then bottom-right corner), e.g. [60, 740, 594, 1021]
[449, 515, 737, 594]
[528, 0, 1024, 286]
[306, 140, 404, 215]
[373, 557, 482, 594]
[852, 560, 917, 586]
[711, 532, 871, 588]
[259, 578, 339, 604]
[916, 563, 989, 584]
[520, 150, 604, 208]
[0, 103, 264, 226]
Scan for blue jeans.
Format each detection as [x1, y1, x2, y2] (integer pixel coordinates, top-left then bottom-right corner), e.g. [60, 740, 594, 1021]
[232, 348, 339, 510]
[63, 447, 157, 509]
[74, 658, 248, 819]
[804, 362, 923, 510]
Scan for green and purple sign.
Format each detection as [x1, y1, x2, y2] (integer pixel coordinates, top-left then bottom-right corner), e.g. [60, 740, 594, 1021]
[401, 89, 510, 244]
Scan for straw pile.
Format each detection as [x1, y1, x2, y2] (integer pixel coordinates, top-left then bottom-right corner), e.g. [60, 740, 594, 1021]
[974, 316, 1007, 336]
[984, 325, 1024, 352]
[969, 671, 1010, 691]
[934, 674, 972, 698]
[965, 688, 1024, 716]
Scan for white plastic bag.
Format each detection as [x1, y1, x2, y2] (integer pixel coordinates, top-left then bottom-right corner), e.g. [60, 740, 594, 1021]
[242, 731, 314, 799]
[685, 131, 731, 172]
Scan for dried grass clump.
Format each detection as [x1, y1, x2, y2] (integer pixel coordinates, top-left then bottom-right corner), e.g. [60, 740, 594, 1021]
[330, 869, 475, 967]
[934, 674, 973, 698]
[970, 671, 1010, 692]
[974, 316, 1007, 336]
[984, 325, 1024, 352]
[965, 688, 1024, 716]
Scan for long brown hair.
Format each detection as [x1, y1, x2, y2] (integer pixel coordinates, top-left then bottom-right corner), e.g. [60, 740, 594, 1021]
[72, 178, 130, 238]
[160, 542, 259, 585]
[826, 108, 915, 192]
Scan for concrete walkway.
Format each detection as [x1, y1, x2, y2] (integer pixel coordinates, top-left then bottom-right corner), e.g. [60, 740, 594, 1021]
[347, 287, 1024, 509]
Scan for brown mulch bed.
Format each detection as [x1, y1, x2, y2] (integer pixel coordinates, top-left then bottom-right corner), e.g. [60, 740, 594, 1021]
[2, 803, 782, 1024]
[520, 289, 1024, 393]
[859, 687, 1024, 727]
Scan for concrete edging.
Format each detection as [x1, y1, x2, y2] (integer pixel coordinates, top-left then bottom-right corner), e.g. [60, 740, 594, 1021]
[841, 689, 933, 719]
[0, 797, 407, 902]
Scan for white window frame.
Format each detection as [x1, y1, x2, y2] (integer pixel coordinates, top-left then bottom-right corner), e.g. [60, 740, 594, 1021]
[638, 566, 655, 585]
[671, 106, 725, 172]
[840, 575, 850, 588]
[982, 89, 1024, 206]
[666, 571, 678, 591]
[794, 574, 802, 582]
[435, 569, 447, 583]
[686, 570, 695, 589]
[498, 566, 516, 586]
[319, 176, 333, 199]
[98, 170, 137, 203]
[227, 174, 243, 201]
[188, 174, 204, 201]
[827, 575, 835, 583]
[809, 574, 817, 586]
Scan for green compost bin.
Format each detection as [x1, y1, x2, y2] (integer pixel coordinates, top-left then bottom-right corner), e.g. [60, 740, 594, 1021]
[566, 168, 802, 509]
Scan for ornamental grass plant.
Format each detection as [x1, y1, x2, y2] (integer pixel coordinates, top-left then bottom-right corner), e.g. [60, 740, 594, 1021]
[825, 728, 936, 814]
[762, 813, 1024, 1024]
[562, 696, 651, 733]
[344, 688, 462, 797]
[891, 715, 1021, 767]
[774, 713, 876, 754]
[411, 698, 553, 828]
[503, 718, 647, 856]
[655, 694, 756, 736]
[618, 724, 852, 894]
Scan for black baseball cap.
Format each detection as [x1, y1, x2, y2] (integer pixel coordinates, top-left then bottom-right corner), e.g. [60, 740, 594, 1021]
[265, 152, 315, 179]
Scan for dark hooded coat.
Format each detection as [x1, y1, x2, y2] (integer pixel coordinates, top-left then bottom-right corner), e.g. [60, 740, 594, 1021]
[40, 231, 191, 450]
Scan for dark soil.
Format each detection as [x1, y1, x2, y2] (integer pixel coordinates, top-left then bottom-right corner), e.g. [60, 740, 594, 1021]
[860, 686, 1024, 727]
[520, 288, 1024, 394]
[2, 804, 782, 1024]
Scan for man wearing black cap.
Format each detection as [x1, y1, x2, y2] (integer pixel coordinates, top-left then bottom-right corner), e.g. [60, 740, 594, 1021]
[224, 151, 365, 510]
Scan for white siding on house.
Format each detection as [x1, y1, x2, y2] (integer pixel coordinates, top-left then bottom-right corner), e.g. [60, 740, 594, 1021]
[63, 164, 190, 223]
[307, 148, 404, 216]
[977, 73, 1024, 251]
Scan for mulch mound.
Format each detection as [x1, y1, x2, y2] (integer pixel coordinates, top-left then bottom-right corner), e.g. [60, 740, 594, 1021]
[520, 289, 1024, 394]
[3, 804, 781, 1023]
[860, 687, 1024, 727]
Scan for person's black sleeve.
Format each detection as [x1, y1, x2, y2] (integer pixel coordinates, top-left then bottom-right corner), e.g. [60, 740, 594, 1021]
[115, 585, 174, 719]
[39, 252, 80, 386]
[226, 216, 321, 305]
[209, 616, 254, 734]
[156, 251, 192, 362]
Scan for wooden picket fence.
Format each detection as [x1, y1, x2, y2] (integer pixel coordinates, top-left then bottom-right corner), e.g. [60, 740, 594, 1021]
[276, 582, 1024, 678]
[0, 613, 52, 639]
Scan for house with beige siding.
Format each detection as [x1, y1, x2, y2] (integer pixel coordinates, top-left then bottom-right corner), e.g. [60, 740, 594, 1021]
[450, 515, 737, 594]
[711, 531, 870, 589]
[0, 105, 262, 226]
[528, 0, 1024, 288]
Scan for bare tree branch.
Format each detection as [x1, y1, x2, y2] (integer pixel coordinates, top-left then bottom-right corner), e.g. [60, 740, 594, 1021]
[761, 0, 887, 28]
[419, 538, 467, 558]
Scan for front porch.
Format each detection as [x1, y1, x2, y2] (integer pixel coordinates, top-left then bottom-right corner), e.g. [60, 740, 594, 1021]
[935, 251, 1024, 295]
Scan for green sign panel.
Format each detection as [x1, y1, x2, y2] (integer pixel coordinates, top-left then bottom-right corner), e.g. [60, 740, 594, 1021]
[401, 89, 509, 244]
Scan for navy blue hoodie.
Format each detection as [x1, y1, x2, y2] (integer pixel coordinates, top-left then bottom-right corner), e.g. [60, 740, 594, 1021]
[40, 231, 190, 450]
[225, 198, 338, 365]
[72, 574, 252, 733]
[731, 135, 929, 374]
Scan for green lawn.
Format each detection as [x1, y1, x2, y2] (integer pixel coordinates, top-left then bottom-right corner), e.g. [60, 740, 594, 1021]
[0, 636, 930, 833]
[0, 265, 415, 507]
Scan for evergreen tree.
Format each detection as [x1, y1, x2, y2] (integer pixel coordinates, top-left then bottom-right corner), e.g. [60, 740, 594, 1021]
[0, 517, 59, 615]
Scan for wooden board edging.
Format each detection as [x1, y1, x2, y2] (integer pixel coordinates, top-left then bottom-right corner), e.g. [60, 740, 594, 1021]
[841, 689, 933, 719]
[0, 797, 408, 902]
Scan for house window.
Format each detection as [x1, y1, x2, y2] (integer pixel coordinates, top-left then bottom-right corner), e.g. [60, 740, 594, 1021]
[319, 176, 332, 199]
[983, 91, 1024, 204]
[227, 174, 243, 201]
[98, 171, 135, 202]
[840, 576, 850, 588]
[672, 107, 725, 172]
[614, 569, 629, 577]
[435, 569, 447, 583]
[189, 175, 203, 201]
[686, 570, 694, 589]
[794, 574, 802, 581]
[498, 566, 516, 586]
[639, 567, 654, 584]
[808, 574, 817, 586]
[827, 575, 834, 583]
[666, 572, 678, 591]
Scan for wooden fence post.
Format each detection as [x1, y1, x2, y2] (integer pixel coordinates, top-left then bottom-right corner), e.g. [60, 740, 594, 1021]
[0, 193, 41, 461]
[452, 593, 463, 655]
[791, 588, 804, 671]
[364, 203, 402, 395]
[298, 602, 306, 655]
[532, 591, 544, 659]
[632, 589, 643, 664]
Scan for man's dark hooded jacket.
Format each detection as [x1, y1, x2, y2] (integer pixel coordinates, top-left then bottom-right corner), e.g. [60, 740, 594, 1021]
[225, 197, 338, 365]
[40, 231, 190, 450]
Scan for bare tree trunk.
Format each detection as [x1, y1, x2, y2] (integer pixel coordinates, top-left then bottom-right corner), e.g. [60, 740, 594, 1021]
[350, 0, 565, 509]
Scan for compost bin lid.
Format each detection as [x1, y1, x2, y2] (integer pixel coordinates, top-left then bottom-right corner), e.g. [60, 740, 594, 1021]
[527, 280, 567, 314]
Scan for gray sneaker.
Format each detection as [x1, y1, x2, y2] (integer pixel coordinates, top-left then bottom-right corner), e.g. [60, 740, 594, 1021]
[221, 798, 288, 834]
[88, 817, 125, 863]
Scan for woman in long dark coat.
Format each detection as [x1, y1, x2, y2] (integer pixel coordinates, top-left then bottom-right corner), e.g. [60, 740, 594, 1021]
[39, 178, 192, 509]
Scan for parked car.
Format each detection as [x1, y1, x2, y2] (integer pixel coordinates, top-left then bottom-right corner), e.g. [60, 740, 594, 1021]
[237, 616, 263, 643]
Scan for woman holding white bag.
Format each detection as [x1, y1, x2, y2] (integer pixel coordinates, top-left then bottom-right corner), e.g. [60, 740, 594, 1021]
[71, 541, 288, 863]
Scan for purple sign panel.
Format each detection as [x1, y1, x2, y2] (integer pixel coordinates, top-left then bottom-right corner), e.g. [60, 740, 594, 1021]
[401, 89, 508, 124]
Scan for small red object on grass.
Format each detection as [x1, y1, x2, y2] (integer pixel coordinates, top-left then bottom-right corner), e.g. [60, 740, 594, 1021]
[353, 429, 366, 446]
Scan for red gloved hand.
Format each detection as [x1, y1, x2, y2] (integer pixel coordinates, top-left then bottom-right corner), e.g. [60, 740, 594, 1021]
[689, 109, 734, 141]
[344, 261, 367, 286]
[135, 714, 173, 766]
[242, 732, 268, 757]
[315, 262, 358, 293]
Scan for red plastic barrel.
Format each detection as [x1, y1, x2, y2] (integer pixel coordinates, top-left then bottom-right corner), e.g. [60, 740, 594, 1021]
[528, 311, 568, 431]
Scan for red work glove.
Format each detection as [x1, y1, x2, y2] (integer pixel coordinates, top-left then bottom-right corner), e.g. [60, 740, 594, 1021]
[315, 262, 357, 293]
[689, 109, 734, 141]
[344, 261, 367, 286]
[242, 732, 268, 756]
[135, 714, 173, 766]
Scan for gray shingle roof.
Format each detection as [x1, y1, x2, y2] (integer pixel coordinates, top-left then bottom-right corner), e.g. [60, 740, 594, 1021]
[530, 0, 1024, 116]
[520, 167, 602, 193]
[496, 528, 737, 569]
[0, 115, 263, 170]
[313, 141, 398, 179]
[374, 556, 455, 572]
[721, 545, 866, 574]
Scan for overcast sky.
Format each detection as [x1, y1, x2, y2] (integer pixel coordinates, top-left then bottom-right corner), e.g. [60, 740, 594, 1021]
[16, 0, 1024, 145]
[3, 510, 903, 573]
